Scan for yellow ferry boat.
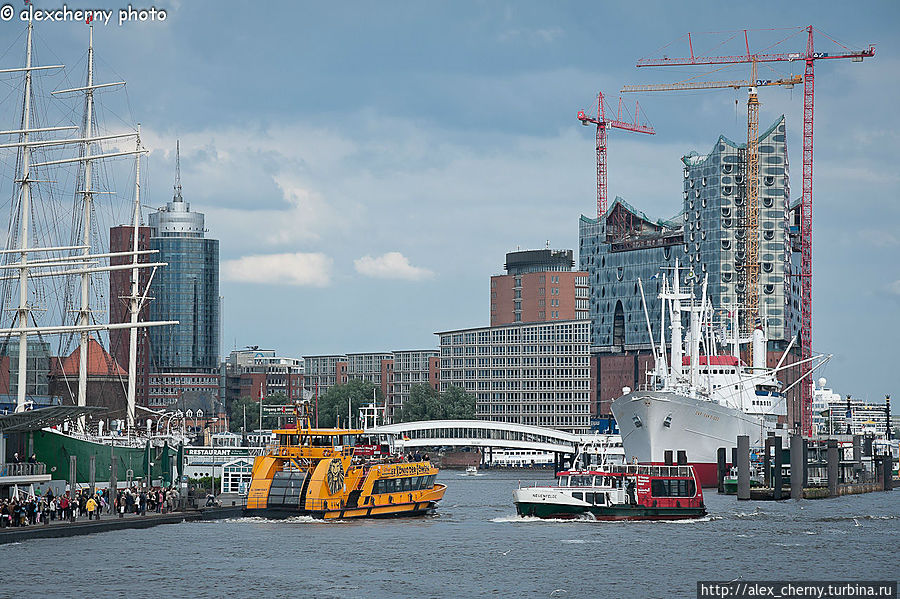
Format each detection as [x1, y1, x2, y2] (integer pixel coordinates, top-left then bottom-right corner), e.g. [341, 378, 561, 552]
[245, 403, 446, 520]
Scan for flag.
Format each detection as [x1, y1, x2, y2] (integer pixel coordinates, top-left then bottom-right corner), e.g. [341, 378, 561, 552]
[650, 272, 660, 280]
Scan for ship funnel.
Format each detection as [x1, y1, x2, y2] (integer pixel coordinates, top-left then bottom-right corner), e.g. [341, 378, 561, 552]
[752, 328, 766, 371]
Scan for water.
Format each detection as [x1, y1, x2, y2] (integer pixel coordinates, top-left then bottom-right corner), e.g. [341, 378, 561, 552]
[3, 471, 898, 598]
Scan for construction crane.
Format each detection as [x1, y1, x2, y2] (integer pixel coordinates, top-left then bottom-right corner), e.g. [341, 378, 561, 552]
[622, 65, 799, 336]
[631, 26, 875, 436]
[577, 92, 654, 219]
[621, 73, 801, 93]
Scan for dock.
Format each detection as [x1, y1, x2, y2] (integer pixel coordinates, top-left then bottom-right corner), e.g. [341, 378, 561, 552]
[720, 434, 895, 501]
[0, 505, 243, 544]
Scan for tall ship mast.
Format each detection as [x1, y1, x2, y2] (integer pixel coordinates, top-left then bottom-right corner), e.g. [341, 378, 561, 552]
[0, 24, 180, 483]
[610, 260, 830, 486]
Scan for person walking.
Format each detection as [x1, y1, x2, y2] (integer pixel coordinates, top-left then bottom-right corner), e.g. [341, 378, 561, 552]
[85, 495, 97, 520]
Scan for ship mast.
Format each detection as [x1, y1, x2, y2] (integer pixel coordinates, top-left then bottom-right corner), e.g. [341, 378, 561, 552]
[76, 25, 97, 419]
[15, 24, 36, 413]
[126, 125, 143, 430]
[0, 23, 177, 427]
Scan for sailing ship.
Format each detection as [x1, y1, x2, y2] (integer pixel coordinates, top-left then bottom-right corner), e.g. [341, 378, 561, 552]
[609, 262, 830, 487]
[0, 23, 182, 486]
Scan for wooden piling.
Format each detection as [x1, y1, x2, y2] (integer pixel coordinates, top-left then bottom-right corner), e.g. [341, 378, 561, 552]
[737, 435, 750, 500]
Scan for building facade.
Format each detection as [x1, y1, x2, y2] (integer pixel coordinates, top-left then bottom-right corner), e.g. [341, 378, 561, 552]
[490, 249, 589, 326]
[146, 147, 220, 408]
[578, 117, 802, 422]
[222, 348, 304, 405]
[437, 320, 593, 434]
[302, 351, 439, 424]
[385, 350, 440, 422]
[109, 225, 152, 408]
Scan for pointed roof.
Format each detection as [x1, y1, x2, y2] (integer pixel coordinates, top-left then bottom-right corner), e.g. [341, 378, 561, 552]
[51, 339, 127, 378]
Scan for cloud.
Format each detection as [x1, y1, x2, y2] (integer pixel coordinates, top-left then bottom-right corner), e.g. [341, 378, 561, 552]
[223, 253, 332, 287]
[354, 252, 433, 281]
[858, 229, 899, 248]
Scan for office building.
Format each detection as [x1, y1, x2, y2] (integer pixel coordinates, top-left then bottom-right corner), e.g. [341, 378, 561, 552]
[146, 144, 220, 407]
[490, 249, 589, 326]
[437, 320, 593, 434]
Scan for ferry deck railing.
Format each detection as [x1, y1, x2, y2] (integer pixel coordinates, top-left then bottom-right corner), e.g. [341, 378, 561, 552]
[0, 462, 47, 477]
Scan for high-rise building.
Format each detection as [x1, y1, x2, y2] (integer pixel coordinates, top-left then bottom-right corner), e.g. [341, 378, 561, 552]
[490, 249, 590, 326]
[578, 116, 802, 422]
[146, 143, 220, 407]
[437, 320, 593, 433]
[109, 225, 151, 408]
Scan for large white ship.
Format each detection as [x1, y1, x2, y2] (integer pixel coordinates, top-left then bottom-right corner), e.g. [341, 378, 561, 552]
[610, 263, 828, 486]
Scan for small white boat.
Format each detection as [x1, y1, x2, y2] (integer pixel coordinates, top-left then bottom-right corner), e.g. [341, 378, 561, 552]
[465, 466, 478, 476]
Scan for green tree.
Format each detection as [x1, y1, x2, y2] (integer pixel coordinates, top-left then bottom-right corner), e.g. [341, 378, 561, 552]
[398, 384, 475, 422]
[399, 384, 442, 422]
[227, 392, 288, 433]
[442, 385, 476, 419]
[317, 380, 383, 428]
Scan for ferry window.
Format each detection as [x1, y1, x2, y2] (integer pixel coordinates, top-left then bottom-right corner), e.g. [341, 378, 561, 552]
[401, 477, 411, 492]
[572, 492, 583, 501]
[651, 480, 670, 497]
[595, 493, 605, 505]
[584, 492, 594, 504]
[290, 435, 299, 445]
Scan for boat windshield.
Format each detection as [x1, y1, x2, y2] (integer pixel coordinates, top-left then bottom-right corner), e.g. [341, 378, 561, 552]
[568, 475, 593, 487]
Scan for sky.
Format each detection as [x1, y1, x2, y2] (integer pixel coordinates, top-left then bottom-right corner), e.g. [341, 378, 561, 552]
[0, 1, 897, 402]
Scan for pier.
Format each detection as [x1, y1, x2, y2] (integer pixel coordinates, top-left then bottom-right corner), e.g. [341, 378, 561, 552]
[722, 434, 896, 501]
[0, 505, 242, 545]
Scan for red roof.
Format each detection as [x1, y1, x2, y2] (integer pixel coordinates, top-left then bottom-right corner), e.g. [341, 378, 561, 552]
[682, 355, 741, 367]
[52, 339, 127, 377]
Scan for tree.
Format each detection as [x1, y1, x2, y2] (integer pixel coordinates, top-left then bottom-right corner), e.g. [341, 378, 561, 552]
[441, 385, 476, 419]
[399, 384, 442, 422]
[398, 384, 475, 422]
[226, 392, 288, 433]
[317, 380, 382, 428]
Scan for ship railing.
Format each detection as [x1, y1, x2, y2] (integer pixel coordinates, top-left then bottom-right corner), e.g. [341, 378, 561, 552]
[0, 462, 47, 477]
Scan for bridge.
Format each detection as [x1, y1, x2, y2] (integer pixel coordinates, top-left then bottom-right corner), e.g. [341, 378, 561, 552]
[369, 420, 583, 456]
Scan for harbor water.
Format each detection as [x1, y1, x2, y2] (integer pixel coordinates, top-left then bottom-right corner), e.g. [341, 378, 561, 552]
[5, 471, 898, 598]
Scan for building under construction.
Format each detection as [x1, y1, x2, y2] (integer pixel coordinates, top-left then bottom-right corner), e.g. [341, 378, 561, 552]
[579, 116, 804, 426]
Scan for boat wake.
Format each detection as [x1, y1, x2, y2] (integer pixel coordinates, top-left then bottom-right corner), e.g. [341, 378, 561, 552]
[223, 515, 329, 524]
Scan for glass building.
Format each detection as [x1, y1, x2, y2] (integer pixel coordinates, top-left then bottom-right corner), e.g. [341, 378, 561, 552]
[579, 116, 799, 352]
[147, 161, 220, 378]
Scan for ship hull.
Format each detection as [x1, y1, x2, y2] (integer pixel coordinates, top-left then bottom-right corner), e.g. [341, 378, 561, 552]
[514, 501, 705, 521]
[610, 391, 779, 487]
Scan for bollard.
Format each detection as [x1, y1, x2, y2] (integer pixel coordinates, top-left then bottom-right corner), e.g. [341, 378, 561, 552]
[717, 447, 727, 494]
[884, 455, 893, 492]
[772, 437, 783, 500]
[737, 435, 750, 500]
[790, 435, 803, 499]
[763, 437, 772, 488]
[852, 435, 861, 466]
[826, 439, 839, 498]
[802, 438, 809, 488]
[68, 455, 77, 522]
[89, 455, 96, 497]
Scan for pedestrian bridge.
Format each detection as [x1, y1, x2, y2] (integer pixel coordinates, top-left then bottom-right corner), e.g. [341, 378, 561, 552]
[369, 420, 581, 454]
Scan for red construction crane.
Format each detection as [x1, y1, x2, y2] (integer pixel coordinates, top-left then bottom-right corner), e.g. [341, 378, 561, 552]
[633, 26, 875, 436]
[578, 92, 654, 219]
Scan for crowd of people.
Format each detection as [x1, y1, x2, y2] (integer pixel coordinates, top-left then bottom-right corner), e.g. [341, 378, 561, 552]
[0, 485, 181, 528]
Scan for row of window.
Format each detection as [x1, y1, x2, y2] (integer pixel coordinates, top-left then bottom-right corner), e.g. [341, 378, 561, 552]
[371, 475, 436, 494]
